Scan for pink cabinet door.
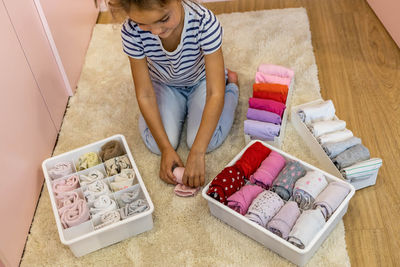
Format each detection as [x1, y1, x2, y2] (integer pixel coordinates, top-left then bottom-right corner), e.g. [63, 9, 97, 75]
[0, 1, 58, 266]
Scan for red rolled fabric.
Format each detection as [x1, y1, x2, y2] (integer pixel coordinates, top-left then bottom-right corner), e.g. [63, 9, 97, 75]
[206, 165, 245, 204]
[248, 97, 286, 117]
[253, 83, 289, 103]
[235, 141, 271, 178]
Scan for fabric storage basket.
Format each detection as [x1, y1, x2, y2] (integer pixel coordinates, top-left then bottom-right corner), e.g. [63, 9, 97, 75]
[244, 78, 294, 148]
[291, 99, 382, 190]
[202, 140, 355, 266]
[42, 134, 154, 257]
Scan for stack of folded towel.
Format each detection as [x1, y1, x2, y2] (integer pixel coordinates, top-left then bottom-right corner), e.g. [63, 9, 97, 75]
[206, 141, 351, 249]
[244, 64, 294, 141]
[297, 100, 383, 183]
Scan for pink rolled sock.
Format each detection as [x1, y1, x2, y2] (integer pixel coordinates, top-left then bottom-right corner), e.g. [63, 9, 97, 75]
[227, 184, 264, 215]
[173, 167, 200, 197]
[60, 199, 90, 229]
[255, 72, 291, 86]
[56, 191, 80, 215]
[257, 64, 294, 79]
[267, 201, 300, 240]
[249, 151, 286, 189]
[52, 175, 79, 195]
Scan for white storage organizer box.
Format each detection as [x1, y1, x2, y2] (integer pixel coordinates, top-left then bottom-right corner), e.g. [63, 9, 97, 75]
[202, 140, 355, 266]
[291, 99, 382, 190]
[42, 134, 154, 257]
[244, 78, 294, 148]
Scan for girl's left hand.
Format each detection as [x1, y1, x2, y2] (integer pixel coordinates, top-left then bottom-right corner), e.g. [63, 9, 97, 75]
[182, 150, 205, 188]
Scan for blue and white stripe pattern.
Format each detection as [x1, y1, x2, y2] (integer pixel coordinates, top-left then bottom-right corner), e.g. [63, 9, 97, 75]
[121, 0, 223, 86]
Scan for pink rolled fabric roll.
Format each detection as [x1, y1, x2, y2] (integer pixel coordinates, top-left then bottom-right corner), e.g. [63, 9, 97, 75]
[267, 201, 301, 240]
[173, 167, 200, 197]
[257, 64, 295, 79]
[248, 97, 286, 117]
[255, 72, 291, 86]
[313, 181, 350, 220]
[52, 175, 79, 195]
[56, 191, 80, 215]
[249, 151, 286, 189]
[227, 185, 264, 215]
[60, 199, 90, 228]
[48, 161, 74, 180]
[245, 190, 284, 227]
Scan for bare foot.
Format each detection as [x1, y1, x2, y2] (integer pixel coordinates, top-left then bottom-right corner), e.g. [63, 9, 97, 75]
[227, 69, 238, 85]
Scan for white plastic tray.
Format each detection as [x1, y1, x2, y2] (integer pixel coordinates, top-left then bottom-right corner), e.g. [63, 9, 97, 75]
[244, 78, 294, 149]
[202, 140, 355, 266]
[291, 99, 381, 190]
[42, 134, 154, 257]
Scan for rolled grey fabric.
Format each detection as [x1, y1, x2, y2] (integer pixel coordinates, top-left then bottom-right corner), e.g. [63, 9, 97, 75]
[333, 144, 370, 170]
[322, 137, 362, 159]
[120, 199, 148, 219]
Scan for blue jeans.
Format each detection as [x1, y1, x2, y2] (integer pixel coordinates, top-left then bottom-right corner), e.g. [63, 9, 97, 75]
[139, 78, 239, 155]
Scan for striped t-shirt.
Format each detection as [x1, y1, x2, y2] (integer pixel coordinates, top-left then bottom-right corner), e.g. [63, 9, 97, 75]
[121, 0, 223, 87]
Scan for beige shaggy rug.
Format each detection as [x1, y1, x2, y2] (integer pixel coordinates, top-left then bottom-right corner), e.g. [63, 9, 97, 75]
[21, 8, 350, 266]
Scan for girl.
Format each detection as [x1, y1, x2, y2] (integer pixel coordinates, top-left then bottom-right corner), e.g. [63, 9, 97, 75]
[109, 0, 239, 188]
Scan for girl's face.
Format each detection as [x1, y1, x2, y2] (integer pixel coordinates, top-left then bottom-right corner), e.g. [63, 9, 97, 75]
[129, 1, 183, 39]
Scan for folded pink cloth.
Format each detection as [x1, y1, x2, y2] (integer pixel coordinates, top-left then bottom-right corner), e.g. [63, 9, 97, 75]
[267, 201, 300, 240]
[60, 199, 90, 229]
[257, 64, 294, 79]
[255, 72, 291, 86]
[248, 97, 286, 117]
[313, 181, 350, 220]
[173, 167, 200, 197]
[48, 161, 74, 180]
[227, 185, 264, 215]
[56, 191, 80, 215]
[249, 151, 286, 189]
[52, 175, 79, 195]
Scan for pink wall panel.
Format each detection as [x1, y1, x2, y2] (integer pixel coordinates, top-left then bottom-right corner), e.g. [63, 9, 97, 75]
[367, 0, 400, 47]
[3, 0, 69, 131]
[38, 0, 99, 93]
[0, 1, 58, 266]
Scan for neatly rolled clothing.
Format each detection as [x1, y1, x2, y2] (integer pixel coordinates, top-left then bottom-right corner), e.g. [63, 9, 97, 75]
[52, 175, 79, 195]
[332, 144, 370, 170]
[249, 151, 286, 189]
[60, 199, 90, 229]
[245, 190, 284, 227]
[120, 199, 149, 219]
[77, 152, 101, 171]
[340, 158, 382, 182]
[322, 137, 362, 159]
[110, 169, 135, 192]
[249, 97, 286, 117]
[297, 100, 335, 125]
[173, 167, 200, 197]
[257, 64, 294, 79]
[318, 129, 354, 145]
[309, 120, 346, 137]
[84, 180, 111, 203]
[288, 209, 325, 249]
[247, 108, 282, 125]
[314, 181, 351, 220]
[267, 201, 300, 240]
[253, 83, 288, 103]
[99, 140, 125, 162]
[234, 141, 271, 179]
[94, 210, 121, 230]
[119, 187, 140, 205]
[244, 120, 281, 141]
[227, 185, 264, 215]
[255, 72, 291, 87]
[272, 161, 307, 201]
[56, 191, 80, 215]
[104, 155, 132, 176]
[89, 194, 117, 217]
[293, 171, 328, 210]
[48, 161, 74, 180]
[79, 169, 105, 185]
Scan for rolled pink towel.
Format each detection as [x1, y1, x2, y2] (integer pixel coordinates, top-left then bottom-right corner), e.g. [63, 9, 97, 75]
[249, 151, 286, 189]
[56, 191, 80, 215]
[173, 167, 200, 197]
[257, 64, 294, 79]
[52, 175, 79, 195]
[60, 199, 90, 229]
[227, 185, 264, 215]
[267, 201, 300, 240]
[255, 72, 291, 86]
[48, 161, 74, 180]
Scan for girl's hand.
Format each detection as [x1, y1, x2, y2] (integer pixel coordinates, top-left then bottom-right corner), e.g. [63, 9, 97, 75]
[160, 147, 183, 185]
[182, 150, 205, 188]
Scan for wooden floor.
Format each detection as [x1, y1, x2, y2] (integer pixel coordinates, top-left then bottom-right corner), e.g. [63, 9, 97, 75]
[98, 1, 400, 266]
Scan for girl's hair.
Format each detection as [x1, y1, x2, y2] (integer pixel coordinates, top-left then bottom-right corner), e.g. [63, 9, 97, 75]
[108, 0, 174, 15]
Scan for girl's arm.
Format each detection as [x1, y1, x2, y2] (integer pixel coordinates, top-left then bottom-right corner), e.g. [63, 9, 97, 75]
[129, 57, 183, 184]
[182, 47, 226, 188]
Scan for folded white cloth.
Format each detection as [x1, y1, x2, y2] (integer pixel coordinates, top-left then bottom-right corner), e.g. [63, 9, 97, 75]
[340, 158, 382, 182]
[110, 169, 135, 192]
[90, 195, 117, 216]
[79, 169, 105, 185]
[119, 187, 141, 205]
[120, 199, 148, 219]
[318, 129, 353, 145]
[298, 100, 336, 125]
[48, 161, 74, 180]
[84, 180, 111, 203]
[309, 120, 346, 137]
[288, 209, 326, 249]
[94, 210, 121, 230]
